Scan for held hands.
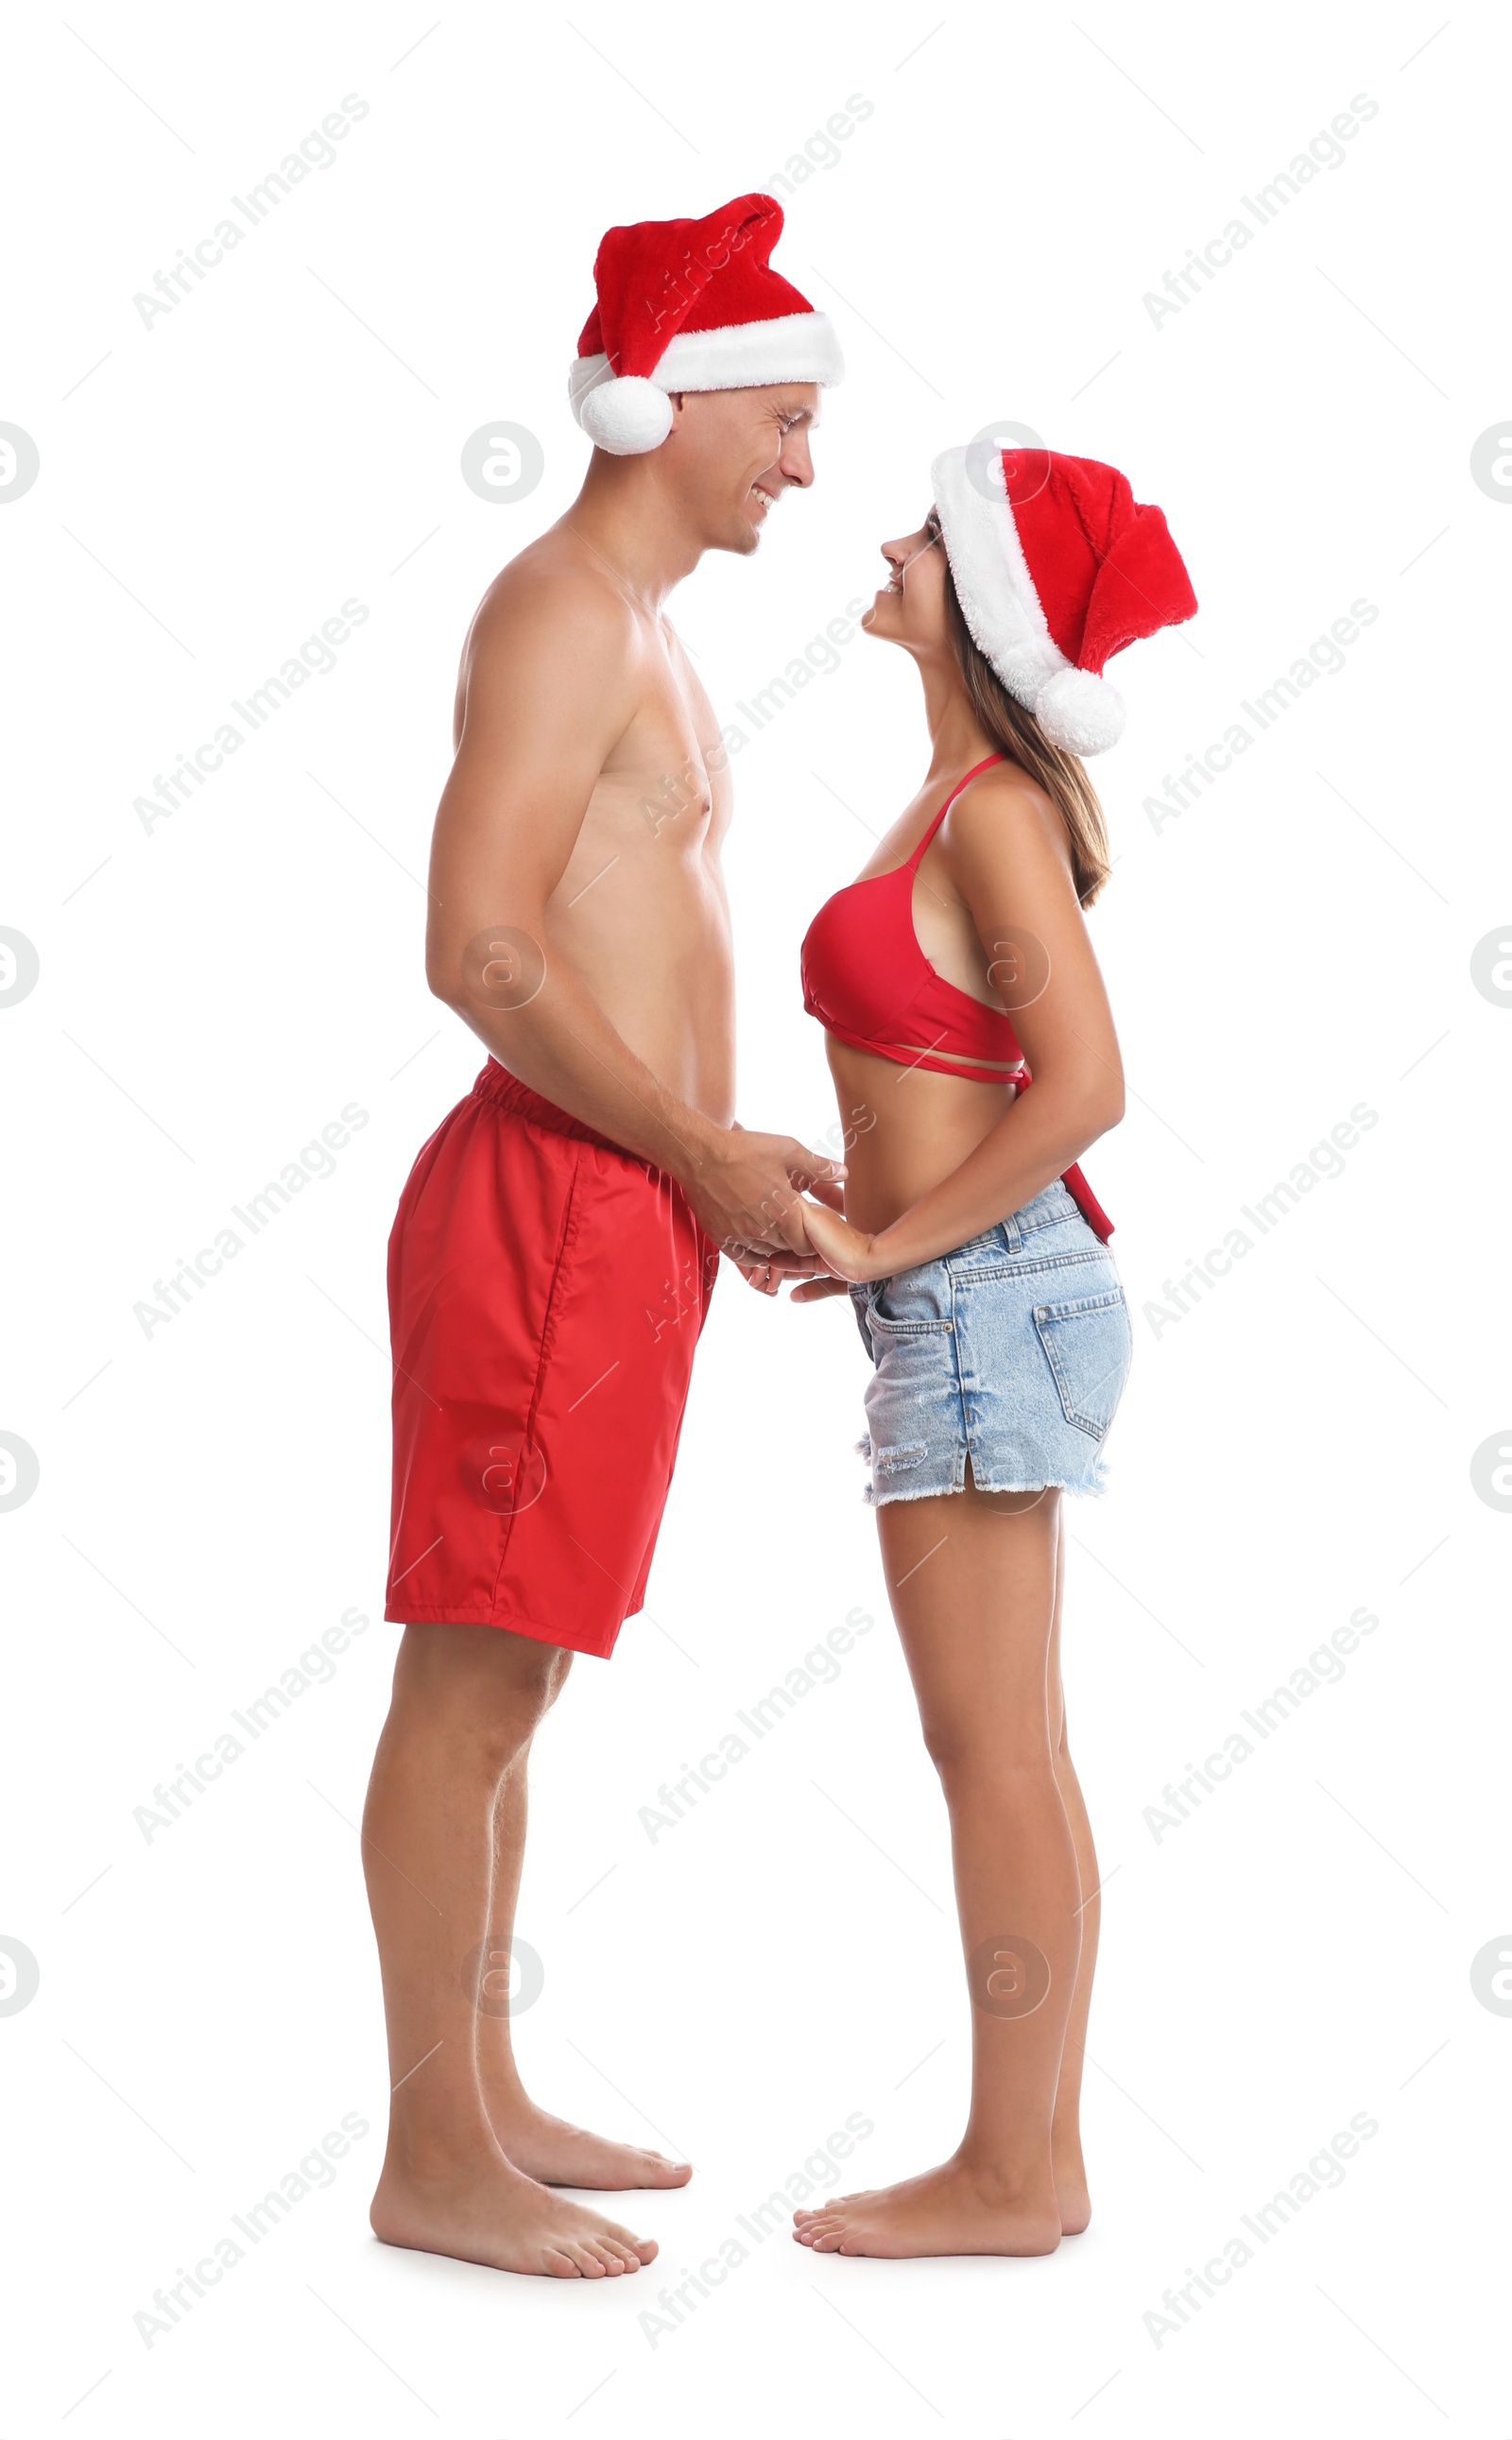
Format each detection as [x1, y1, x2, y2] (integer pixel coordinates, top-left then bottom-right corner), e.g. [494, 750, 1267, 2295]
[680, 1122, 846, 1283]
[680, 1120, 901, 1302]
[731, 1246, 839, 1299]
[732, 1216, 876, 1301]
[787, 1267, 852, 1304]
[732, 1200, 890, 1302]
[791, 1196, 891, 1288]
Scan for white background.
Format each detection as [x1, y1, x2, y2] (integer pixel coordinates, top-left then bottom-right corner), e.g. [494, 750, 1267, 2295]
[3, 1, 1507, 2431]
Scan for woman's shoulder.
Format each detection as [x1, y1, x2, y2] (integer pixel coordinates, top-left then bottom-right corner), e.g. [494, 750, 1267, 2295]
[946, 759, 1062, 851]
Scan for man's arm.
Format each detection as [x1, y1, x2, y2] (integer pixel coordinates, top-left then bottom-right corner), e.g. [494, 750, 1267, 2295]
[423, 570, 835, 1255]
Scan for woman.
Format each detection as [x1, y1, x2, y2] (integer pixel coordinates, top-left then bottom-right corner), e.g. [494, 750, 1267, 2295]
[788, 441, 1195, 2259]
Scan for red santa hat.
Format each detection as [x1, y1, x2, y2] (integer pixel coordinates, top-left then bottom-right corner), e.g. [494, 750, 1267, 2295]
[931, 442, 1197, 755]
[569, 193, 844, 455]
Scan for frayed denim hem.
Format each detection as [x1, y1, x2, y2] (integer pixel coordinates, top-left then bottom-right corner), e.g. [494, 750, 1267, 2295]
[868, 1474, 1111, 1507]
[860, 1454, 1114, 1508]
[856, 1425, 1113, 1504]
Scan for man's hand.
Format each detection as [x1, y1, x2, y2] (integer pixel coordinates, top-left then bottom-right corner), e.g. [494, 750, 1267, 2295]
[679, 1123, 845, 1258]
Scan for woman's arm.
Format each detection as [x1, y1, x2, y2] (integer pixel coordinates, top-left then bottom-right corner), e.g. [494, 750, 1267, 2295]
[800, 770, 1125, 1283]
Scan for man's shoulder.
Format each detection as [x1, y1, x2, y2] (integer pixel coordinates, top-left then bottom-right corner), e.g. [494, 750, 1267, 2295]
[470, 532, 639, 662]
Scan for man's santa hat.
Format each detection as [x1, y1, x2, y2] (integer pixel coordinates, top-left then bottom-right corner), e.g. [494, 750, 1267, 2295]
[568, 193, 844, 455]
[931, 442, 1197, 755]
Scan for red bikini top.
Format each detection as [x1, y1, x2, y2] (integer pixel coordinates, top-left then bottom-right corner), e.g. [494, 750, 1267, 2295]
[800, 753, 1113, 1241]
[802, 756, 1022, 1084]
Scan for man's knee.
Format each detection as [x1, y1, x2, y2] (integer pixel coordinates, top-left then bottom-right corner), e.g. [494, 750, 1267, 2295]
[540, 1640, 574, 1694]
[394, 1623, 573, 1752]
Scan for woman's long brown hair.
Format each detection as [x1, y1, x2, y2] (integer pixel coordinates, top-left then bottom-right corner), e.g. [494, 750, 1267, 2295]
[940, 558, 1112, 908]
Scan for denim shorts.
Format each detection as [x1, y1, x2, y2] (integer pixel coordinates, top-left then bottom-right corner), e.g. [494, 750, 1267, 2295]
[850, 1181, 1133, 1505]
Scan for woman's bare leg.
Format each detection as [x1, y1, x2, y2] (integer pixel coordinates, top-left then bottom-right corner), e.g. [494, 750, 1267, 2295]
[364, 1622, 657, 2277]
[1047, 1500, 1097, 2232]
[796, 1477, 1075, 2258]
[474, 1752, 691, 2189]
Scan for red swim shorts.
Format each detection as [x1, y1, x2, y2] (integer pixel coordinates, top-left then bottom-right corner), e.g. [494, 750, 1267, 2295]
[385, 1062, 717, 1658]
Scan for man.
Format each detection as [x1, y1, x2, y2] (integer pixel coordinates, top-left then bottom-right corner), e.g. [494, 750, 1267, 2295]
[364, 195, 845, 2280]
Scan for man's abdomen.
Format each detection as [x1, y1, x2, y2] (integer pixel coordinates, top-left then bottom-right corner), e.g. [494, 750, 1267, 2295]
[548, 854, 736, 1122]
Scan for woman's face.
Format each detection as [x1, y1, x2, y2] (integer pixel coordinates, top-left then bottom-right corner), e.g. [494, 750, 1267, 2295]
[861, 511, 949, 652]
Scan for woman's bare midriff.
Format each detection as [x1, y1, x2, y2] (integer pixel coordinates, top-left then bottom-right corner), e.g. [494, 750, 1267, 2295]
[826, 1036, 1020, 1238]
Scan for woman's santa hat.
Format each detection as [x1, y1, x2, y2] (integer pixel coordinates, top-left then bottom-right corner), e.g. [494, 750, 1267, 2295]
[569, 193, 844, 455]
[931, 442, 1197, 755]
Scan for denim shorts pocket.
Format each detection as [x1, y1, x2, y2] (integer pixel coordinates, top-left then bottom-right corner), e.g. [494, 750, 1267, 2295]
[1032, 1286, 1132, 1439]
[868, 1259, 951, 1336]
[866, 1306, 954, 1337]
[850, 1288, 875, 1362]
[868, 1267, 954, 1336]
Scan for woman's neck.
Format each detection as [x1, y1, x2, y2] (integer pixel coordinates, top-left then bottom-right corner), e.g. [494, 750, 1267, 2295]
[916, 658, 1000, 785]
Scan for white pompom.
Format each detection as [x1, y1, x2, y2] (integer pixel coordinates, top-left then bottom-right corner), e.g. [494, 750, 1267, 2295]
[1034, 666, 1125, 756]
[578, 375, 674, 455]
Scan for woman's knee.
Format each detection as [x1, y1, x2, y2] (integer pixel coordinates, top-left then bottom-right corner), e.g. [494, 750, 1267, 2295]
[919, 1712, 1057, 1790]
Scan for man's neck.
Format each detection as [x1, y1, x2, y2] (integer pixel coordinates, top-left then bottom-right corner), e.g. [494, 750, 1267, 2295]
[559, 454, 706, 610]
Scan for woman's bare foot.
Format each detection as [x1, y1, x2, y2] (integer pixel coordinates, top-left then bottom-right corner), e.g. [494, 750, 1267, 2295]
[793, 2157, 1061, 2260]
[370, 2143, 659, 2278]
[486, 2099, 692, 2191]
[1053, 2131, 1091, 2234]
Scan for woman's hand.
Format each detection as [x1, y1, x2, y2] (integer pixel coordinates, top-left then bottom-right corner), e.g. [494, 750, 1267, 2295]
[730, 1246, 829, 1297]
[796, 1197, 892, 1284]
[788, 1273, 852, 1304]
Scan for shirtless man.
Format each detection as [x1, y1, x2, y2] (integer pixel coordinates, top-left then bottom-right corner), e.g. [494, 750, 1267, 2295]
[364, 197, 845, 2279]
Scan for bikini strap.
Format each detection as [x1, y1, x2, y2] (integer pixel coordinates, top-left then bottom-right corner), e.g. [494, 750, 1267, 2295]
[904, 753, 1007, 868]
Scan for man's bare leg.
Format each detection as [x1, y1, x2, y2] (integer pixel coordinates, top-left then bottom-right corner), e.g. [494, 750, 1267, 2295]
[1047, 1502, 1097, 2234]
[474, 1744, 691, 2189]
[365, 1623, 658, 2277]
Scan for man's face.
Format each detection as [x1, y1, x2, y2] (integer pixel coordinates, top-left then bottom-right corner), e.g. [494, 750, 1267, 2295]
[662, 384, 820, 555]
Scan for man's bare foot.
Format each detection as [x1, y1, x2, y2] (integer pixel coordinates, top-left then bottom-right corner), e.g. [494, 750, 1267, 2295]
[793, 2158, 1061, 2260]
[1053, 2133, 1091, 2234]
[487, 2098, 692, 2191]
[371, 2144, 658, 2278]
